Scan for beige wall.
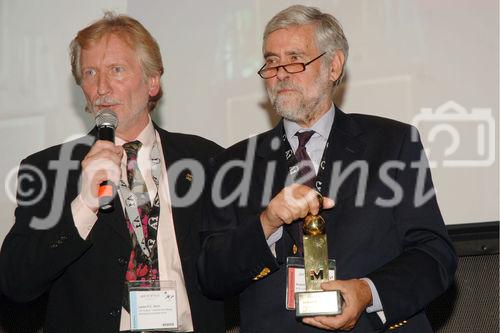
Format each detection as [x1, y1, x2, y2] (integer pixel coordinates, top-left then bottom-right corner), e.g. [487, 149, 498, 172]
[0, 0, 498, 242]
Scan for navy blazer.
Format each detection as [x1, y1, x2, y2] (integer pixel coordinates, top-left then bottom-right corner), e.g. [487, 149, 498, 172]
[0, 125, 225, 333]
[198, 108, 457, 333]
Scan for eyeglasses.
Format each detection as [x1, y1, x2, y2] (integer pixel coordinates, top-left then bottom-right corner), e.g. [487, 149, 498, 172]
[257, 52, 326, 79]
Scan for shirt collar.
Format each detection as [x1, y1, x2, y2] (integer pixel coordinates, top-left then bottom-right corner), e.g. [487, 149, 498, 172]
[283, 104, 335, 143]
[115, 116, 156, 148]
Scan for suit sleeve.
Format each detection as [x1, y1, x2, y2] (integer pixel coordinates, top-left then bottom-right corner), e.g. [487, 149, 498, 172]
[0, 156, 91, 302]
[366, 126, 457, 327]
[197, 158, 279, 299]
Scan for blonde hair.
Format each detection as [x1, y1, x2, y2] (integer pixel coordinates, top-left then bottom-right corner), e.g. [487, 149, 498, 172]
[70, 12, 164, 112]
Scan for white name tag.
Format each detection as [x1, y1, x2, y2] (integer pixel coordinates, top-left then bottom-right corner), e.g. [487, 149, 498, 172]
[129, 281, 178, 331]
[286, 265, 335, 310]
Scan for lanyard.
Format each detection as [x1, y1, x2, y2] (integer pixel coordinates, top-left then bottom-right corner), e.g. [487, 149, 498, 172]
[119, 141, 161, 259]
[280, 125, 332, 195]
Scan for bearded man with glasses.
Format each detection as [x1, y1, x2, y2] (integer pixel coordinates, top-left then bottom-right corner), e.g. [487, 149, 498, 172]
[198, 5, 456, 333]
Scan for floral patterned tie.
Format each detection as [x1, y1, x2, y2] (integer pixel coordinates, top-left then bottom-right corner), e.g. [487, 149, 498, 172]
[122, 140, 160, 311]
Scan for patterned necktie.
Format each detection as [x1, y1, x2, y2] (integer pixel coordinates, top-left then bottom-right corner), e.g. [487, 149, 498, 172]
[294, 131, 316, 255]
[122, 140, 160, 311]
[295, 131, 316, 188]
[124, 141, 149, 205]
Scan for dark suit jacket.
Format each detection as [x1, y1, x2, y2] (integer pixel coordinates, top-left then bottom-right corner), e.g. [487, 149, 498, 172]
[0, 124, 225, 333]
[197, 108, 457, 333]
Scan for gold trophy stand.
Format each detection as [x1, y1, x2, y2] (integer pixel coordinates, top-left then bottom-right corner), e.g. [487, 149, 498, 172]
[295, 202, 342, 317]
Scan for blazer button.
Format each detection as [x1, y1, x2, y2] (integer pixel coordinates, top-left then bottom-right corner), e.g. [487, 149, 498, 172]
[109, 308, 121, 318]
[117, 257, 128, 266]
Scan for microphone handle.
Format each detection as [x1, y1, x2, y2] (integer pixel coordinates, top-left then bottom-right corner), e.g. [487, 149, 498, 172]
[97, 125, 116, 212]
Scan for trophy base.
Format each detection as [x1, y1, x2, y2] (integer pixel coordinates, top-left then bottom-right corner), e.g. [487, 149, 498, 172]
[295, 290, 342, 317]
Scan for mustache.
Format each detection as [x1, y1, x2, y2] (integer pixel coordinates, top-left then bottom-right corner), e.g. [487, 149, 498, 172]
[271, 81, 303, 95]
[94, 96, 122, 106]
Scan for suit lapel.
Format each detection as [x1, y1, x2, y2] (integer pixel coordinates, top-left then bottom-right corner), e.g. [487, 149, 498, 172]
[320, 109, 366, 237]
[322, 109, 366, 203]
[255, 122, 301, 260]
[154, 125, 192, 253]
[255, 120, 289, 207]
[321, 109, 365, 202]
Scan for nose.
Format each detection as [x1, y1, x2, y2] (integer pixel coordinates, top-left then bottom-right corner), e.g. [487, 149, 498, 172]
[97, 73, 111, 96]
[275, 65, 290, 81]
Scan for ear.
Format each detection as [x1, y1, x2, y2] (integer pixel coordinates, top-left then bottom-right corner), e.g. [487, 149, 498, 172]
[329, 51, 345, 82]
[147, 73, 161, 97]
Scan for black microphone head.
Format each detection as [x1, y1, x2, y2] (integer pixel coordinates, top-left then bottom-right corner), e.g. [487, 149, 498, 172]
[95, 109, 118, 129]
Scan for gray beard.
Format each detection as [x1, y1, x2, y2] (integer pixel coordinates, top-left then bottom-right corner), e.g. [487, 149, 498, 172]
[274, 96, 302, 120]
[269, 84, 327, 125]
[273, 95, 319, 124]
[267, 68, 331, 124]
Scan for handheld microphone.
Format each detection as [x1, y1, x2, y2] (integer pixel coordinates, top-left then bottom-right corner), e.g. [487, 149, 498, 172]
[95, 109, 118, 212]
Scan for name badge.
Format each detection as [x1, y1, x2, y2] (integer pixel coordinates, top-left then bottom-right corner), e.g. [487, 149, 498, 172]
[285, 257, 335, 310]
[128, 280, 178, 331]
